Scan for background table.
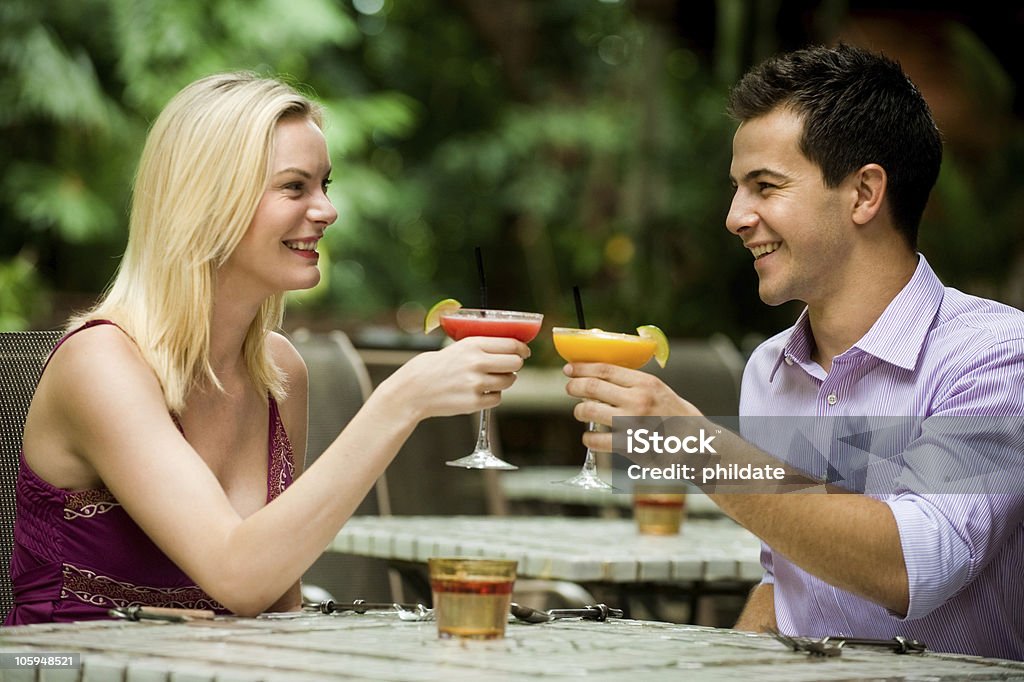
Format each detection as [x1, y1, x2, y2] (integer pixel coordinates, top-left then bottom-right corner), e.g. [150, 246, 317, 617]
[4, 613, 1023, 681]
[329, 515, 760, 585]
[499, 466, 722, 517]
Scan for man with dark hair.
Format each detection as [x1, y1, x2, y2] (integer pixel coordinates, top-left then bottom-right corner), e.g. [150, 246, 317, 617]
[727, 44, 942, 247]
[563, 43, 1024, 659]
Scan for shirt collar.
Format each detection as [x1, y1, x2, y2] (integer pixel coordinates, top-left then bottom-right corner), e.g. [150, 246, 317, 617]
[769, 308, 812, 382]
[768, 254, 944, 381]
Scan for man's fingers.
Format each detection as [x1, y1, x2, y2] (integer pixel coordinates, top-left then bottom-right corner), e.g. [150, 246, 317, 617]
[582, 430, 613, 453]
[565, 362, 648, 387]
[574, 400, 615, 427]
[566, 376, 633, 407]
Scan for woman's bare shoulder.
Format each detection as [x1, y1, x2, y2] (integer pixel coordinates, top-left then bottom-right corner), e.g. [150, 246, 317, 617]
[25, 322, 171, 488]
[43, 322, 156, 391]
[267, 332, 308, 385]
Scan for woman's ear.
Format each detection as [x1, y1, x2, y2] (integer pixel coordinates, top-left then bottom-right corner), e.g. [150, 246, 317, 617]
[851, 163, 887, 226]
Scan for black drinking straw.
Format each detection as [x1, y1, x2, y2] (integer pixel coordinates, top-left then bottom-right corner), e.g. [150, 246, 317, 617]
[475, 246, 488, 310]
[573, 285, 587, 329]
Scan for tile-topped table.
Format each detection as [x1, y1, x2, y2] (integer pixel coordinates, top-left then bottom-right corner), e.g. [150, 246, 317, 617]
[3, 612, 1023, 681]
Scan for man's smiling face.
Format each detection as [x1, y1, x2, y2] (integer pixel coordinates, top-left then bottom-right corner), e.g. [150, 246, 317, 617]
[726, 107, 853, 308]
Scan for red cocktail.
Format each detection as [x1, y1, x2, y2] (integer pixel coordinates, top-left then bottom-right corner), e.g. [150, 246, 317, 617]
[439, 308, 543, 470]
[441, 313, 542, 343]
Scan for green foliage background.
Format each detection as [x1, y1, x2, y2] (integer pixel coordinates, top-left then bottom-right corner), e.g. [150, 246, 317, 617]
[2, 1, 1022, 353]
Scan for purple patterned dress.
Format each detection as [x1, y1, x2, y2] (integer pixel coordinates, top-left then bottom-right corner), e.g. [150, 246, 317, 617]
[4, 321, 295, 624]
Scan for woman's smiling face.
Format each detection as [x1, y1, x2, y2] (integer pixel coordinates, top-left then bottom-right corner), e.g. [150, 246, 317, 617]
[220, 116, 337, 298]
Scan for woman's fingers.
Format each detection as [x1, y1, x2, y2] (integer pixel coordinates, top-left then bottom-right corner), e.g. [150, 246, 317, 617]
[393, 335, 531, 419]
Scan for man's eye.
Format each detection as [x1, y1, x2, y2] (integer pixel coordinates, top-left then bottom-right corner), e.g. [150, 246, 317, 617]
[757, 182, 776, 192]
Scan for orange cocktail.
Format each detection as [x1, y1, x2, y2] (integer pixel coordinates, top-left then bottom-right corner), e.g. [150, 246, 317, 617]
[552, 328, 657, 369]
[551, 326, 665, 490]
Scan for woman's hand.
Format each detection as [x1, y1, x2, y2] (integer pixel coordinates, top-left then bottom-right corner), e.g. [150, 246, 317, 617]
[563, 362, 699, 452]
[384, 337, 530, 422]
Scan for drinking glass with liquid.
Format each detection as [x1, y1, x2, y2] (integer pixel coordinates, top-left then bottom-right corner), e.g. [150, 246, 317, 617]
[428, 557, 517, 639]
[632, 485, 687, 535]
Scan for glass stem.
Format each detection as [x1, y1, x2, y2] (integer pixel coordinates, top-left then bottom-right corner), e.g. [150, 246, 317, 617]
[582, 421, 598, 474]
[581, 448, 599, 476]
[474, 408, 491, 453]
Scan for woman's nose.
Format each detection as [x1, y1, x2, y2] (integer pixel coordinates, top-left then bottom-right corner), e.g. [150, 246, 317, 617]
[310, 190, 338, 227]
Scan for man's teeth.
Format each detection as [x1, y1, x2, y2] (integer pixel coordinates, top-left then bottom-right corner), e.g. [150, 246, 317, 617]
[751, 243, 781, 259]
[284, 241, 317, 251]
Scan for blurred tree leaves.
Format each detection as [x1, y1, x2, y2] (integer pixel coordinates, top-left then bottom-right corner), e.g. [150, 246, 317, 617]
[0, 254, 46, 331]
[0, 0, 406, 325]
[2, 0, 1022, 348]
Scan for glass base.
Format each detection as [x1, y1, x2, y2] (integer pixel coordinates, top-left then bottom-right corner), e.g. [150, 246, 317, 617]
[555, 447, 616, 490]
[554, 469, 616, 491]
[446, 451, 518, 470]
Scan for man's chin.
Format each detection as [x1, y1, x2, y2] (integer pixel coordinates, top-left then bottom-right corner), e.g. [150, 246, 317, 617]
[757, 284, 793, 307]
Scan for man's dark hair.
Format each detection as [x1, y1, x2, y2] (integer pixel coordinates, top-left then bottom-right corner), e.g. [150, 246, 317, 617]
[727, 43, 942, 248]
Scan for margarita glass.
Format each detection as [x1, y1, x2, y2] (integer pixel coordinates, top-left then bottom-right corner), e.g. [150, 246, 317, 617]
[552, 327, 658, 489]
[441, 308, 544, 470]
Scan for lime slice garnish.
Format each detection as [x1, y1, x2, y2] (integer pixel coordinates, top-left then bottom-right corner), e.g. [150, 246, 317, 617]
[424, 298, 462, 333]
[637, 324, 669, 367]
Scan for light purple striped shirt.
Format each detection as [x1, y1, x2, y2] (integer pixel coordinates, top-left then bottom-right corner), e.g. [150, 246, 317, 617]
[740, 255, 1024, 660]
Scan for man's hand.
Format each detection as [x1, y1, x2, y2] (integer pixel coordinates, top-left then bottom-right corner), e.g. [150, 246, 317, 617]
[562, 362, 697, 452]
[734, 583, 776, 632]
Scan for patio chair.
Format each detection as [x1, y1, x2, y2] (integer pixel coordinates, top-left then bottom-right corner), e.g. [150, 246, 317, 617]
[291, 329, 401, 603]
[358, 348, 494, 517]
[0, 330, 63, 621]
[648, 334, 744, 417]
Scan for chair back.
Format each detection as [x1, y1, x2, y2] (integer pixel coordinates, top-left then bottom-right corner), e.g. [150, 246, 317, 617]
[292, 332, 373, 465]
[0, 330, 62, 620]
[290, 330, 398, 601]
[647, 334, 745, 417]
[359, 348, 492, 516]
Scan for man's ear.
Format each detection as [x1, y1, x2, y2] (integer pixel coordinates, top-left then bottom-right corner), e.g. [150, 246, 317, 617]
[851, 163, 887, 225]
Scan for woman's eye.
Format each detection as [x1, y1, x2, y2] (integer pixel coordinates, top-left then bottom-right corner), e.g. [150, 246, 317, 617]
[321, 178, 332, 192]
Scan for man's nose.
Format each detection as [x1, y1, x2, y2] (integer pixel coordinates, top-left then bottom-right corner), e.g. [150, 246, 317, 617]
[725, 191, 756, 235]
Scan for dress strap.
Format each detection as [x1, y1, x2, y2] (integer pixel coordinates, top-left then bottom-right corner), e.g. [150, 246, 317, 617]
[40, 319, 124, 375]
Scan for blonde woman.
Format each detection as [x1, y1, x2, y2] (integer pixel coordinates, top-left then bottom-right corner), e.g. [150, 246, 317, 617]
[6, 73, 529, 624]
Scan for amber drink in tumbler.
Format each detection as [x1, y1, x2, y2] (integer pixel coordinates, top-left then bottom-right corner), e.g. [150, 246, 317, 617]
[428, 558, 517, 639]
[633, 488, 686, 535]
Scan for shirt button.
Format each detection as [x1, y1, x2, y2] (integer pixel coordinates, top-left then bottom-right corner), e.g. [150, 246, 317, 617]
[784, 355, 794, 366]
[826, 393, 838, 405]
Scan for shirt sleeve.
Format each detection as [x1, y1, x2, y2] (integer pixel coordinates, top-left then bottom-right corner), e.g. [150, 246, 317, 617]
[889, 338, 1024, 620]
[758, 540, 775, 585]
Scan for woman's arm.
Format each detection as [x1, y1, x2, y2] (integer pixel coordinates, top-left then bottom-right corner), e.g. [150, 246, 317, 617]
[45, 324, 528, 616]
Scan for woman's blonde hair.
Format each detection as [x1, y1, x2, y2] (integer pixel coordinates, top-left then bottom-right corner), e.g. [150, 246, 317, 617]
[73, 72, 323, 413]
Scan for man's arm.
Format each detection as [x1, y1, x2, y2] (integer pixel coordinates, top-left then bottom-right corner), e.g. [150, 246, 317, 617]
[562, 364, 910, 614]
[712, 485, 909, 615]
[734, 583, 775, 632]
